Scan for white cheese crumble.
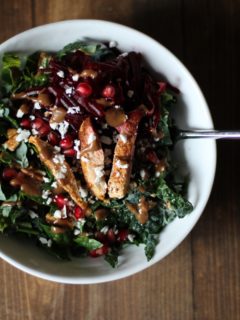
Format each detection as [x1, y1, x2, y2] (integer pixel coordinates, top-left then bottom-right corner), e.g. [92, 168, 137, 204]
[51, 181, 58, 188]
[67, 106, 80, 114]
[127, 234, 135, 242]
[79, 186, 88, 198]
[39, 237, 52, 247]
[88, 132, 96, 144]
[116, 160, 129, 169]
[74, 229, 81, 236]
[72, 74, 79, 81]
[53, 210, 62, 219]
[34, 102, 41, 110]
[155, 171, 160, 177]
[100, 226, 109, 234]
[57, 70, 64, 78]
[31, 128, 38, 135]
[50, 122, 58, 130]
[127, 90, 134, 98]
[65, 87, 73, 95]
[140, 169, 146, 179]
[46, 198, 52, 205]
[43, 177, 50, 183]
[16, 129, 30, 142]
[119, 134, 128, 143]
[109, 40, 117, 48]
[100, 135, 112, 145]
[53, 154, 65, 164]
[53, 146, 61, 153]
[16, 109, 24, 118]
[73, 139, 81, 159]
[42, 189, 51, 199]
[29, 210, 38, 219]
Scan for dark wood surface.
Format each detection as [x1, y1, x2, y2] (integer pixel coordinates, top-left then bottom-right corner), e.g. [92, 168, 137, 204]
[0, 1, 240, 319]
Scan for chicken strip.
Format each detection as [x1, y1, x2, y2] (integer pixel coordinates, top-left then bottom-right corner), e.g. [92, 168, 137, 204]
[108, 108, 144, 199]
[29, 136, 87, 210]
[79, 117, 107, 200]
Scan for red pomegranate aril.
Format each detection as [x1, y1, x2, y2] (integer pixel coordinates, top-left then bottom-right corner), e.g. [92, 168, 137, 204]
[146, 150, 160, 164]
[20, 118, 31, 129]
[118, 229, 129, 242]
[89, 244, 109, 257]
[60, 136, 74, 149]
[74, 206, 84, 219]
[32, 118, 44, 130]
[48, 131, 60, 146]
[38, 124, 51, 137]
[76, 82, 93, 97]
[2, 167, 18, 180]
[102, 85, 115, 98]
[54, 194, 67, 209]
[63, 148, 76, 157]
[107, 229, 116, 243]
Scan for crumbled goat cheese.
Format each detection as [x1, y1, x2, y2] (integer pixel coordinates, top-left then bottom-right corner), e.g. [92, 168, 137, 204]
[101, 135, 112, 145]
[72, 74, 79, 81]
[16, 109, 24, 118]
[16, 129, 30, 142]
[31, 128, 38, 135]
[50, 122, 58, 130]
[127, 90, 134, 98]
[53, 154, 65, 164]
[74, 140, 81, 159]
[109, 40, 117, 48]
[101, 226, 109, 234]
[67, 106, 80, 114]
[39, 237, 52, 247]
[42, 189, 51, 199]
[74, 229, 81, 236]
[119, 134, 127, 143]
[65, 87, 73, 95]
[43, 177, 50, 183]
[127, 234, 135, 242]
[46, 198, 52, 205]
[116, 160, 129, 169]
[34, 102, 41, 109]
[53, 210, 62, 219]
[88, 133, 96, 144]
[58, 121, 69, 138]
[51, 181, 58, 188]
[155, 171, 160, 177]
[57, 70, 64, 78]
[29, 115, 35, 120]
[53, 146, 61, 153]
[29, 210, 38, 219]
[79, 186, 88, 198]
[140, 169, 146, 179]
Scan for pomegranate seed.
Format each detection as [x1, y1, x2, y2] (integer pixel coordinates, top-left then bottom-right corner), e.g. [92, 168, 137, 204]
[107, 229, 116, 243]
[146, 150, 160, 164]
[2, 167, 18, 180]
[60, 136, 73, 149]
[48, 131, 60, 146]
[54, 194, 67, 209]
[20, 118, 31, 129]
[102, 85, 115, 98]
[95, 232, 107, 243]
[89, 244, 109, 257]
[76, 82, 92, 97]
[38, 124, 51, 137]
[32, 118, 44, 130]
[118, 229, 129, 242]
[63, 148, 76, 157]
[74, 206, 84, 219]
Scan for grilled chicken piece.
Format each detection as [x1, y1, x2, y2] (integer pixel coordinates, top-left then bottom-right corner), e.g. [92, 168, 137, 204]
[79, 117, 107, 200]
[108, 108, 144, 199]
[29, 136, 87, 210]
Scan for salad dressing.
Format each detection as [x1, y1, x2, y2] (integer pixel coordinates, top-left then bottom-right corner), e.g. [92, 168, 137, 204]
[10, 172, 42, 196]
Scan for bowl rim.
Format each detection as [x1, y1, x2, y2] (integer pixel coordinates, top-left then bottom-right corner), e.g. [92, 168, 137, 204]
[0, 19, 217, 284]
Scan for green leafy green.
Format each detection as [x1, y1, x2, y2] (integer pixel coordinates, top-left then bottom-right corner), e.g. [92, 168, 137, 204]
[74, 236, 103, 250]
[57, 41, 115, 61]
[15, 142, 29, 168]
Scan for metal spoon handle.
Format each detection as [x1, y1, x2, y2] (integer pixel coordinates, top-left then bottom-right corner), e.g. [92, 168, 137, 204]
[178, 129, 240, 140]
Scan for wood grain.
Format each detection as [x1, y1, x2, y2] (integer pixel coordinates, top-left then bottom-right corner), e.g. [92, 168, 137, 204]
[0, 0, 240, 319]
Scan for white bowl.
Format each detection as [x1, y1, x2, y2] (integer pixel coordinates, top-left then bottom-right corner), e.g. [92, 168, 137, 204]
[0, 20, 216, 284]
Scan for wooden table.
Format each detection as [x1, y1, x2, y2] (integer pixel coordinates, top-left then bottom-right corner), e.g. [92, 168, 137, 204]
[0, 1, 240, 319]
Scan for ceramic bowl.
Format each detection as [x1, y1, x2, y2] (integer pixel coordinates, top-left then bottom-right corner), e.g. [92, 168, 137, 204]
[0, 20, 216, 284]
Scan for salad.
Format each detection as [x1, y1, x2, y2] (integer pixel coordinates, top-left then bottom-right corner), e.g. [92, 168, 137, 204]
[0, 40, 193, 267]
